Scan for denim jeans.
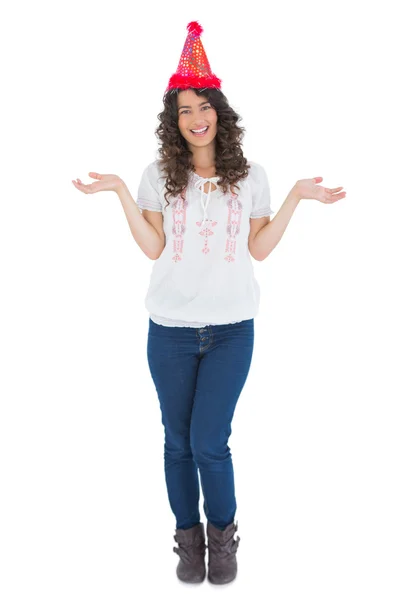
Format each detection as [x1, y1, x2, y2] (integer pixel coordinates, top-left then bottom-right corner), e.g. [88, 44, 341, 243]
[146, 317, 254, 531]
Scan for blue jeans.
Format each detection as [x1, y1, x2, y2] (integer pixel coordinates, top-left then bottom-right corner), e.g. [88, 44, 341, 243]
[146, 317, 254, 531]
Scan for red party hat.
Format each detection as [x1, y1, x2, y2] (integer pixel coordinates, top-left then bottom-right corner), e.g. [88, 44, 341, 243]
[166, 21, 222, 91]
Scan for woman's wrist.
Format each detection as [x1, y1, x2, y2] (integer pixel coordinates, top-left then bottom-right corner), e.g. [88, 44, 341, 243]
[115, 180, 129, 197]
[289, 183, 303, 203]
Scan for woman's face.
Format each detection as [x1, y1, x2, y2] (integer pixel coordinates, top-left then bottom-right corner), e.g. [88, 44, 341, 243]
[177, 89, 218, 148]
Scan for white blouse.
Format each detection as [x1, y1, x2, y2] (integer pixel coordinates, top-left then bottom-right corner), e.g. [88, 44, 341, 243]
[136, 159, 274, 327]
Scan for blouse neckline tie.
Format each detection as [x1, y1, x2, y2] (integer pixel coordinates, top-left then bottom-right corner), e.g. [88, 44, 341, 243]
[192, 174, 220, 227]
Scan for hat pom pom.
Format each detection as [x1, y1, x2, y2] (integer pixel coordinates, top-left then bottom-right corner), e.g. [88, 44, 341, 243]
[187, 21, 203, 36]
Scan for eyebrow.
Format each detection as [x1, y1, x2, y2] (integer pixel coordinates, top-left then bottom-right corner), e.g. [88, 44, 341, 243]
[177, 101, 210, 110]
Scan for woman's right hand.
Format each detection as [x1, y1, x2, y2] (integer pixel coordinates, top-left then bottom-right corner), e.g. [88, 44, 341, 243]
[72, 172, 125, 194]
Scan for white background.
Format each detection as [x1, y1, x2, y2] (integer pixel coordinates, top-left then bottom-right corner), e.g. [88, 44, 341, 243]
[1, 0, 399, 598]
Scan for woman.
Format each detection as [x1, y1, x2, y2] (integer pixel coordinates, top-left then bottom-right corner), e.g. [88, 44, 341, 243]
[72, 21, 346, 586]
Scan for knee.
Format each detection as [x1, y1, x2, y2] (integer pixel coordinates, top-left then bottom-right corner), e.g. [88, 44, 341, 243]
[190, 433, 231, 467]
[164, 435, 193, 465]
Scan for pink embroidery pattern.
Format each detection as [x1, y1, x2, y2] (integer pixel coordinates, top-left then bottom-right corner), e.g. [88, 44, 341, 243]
[171, 187, 188, 262]
[196, 218, 218, 254]
[170, 183, 242, 263]
[224, 191, 242, 263]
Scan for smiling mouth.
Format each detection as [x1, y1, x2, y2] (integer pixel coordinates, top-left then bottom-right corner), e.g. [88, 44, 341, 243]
[190, 126, 209, 136]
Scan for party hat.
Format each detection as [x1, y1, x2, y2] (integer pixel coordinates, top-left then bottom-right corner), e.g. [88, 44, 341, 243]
[166, 21, 222, 91]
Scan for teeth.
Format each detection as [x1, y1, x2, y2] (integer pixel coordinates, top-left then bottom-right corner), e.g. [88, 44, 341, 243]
[191, 127, 208, 133]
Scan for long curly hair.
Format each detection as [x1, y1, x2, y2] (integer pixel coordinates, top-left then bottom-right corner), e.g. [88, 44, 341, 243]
[155, 87, 250, 208]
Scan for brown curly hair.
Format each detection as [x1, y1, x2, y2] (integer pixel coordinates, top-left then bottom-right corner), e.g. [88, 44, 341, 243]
[155, 87, 251, 208]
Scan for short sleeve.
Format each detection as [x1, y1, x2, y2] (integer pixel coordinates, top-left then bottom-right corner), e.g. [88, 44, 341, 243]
[248, 162, 274, 218]
[136, 162, 163, 213]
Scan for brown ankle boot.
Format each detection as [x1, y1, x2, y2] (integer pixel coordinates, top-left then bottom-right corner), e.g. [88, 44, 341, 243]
[207, 520, 240, 584]
[173, 522, 207, 583]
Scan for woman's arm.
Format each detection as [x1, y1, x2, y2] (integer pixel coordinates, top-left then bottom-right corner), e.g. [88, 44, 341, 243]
[250, 176, 346, 261]
[117, 182, 165, 260]
[250, 186, 301, 261]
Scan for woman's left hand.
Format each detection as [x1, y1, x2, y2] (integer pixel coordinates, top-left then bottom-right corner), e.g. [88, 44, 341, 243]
[294, 177, 346, 203]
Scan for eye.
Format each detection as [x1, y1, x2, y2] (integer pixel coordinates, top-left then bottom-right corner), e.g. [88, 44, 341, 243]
[179, 105, 211, 115]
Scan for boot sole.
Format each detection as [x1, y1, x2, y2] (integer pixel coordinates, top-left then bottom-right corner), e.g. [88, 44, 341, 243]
[177, 572, 206, 584]
[208, 576, 237, 584]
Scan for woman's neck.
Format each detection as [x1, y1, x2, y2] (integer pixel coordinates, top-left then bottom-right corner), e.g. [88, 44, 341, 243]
[189, 144, 216, 174]
[193, 165, 217, 178]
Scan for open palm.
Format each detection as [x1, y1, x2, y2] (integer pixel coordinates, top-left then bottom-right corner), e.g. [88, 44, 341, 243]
[72, 172, 124, 194]
[296, 177, 346, 203]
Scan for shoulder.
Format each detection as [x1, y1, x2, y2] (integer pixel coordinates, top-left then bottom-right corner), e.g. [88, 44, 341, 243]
[143, 159, 164, 178]
[246, 161, 268, 183]
[237, 161, 268, 195]
[142, 160, 167, 188]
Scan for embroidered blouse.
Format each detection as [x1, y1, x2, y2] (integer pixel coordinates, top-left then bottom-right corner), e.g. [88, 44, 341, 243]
[136, 159, 274, 328]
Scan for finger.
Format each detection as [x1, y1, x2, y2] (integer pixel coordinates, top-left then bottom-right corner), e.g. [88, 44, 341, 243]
[323, 191, 336, 203]
[324, 188, 345, 200]
[88, 172, 102, 180]
[324, 192, 345, 203]
[331, 189, 346, 198]
[72, 181, 88, 193]
[72, 180, 95, 194]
